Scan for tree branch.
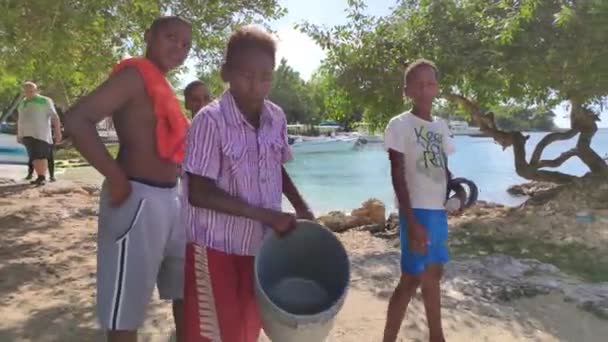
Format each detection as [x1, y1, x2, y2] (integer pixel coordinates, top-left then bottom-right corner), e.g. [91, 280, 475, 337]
[530, 129, 579, 166]
[572, 104, 608, 174]
[444, 93, 521, 149]
[444, 93, 581, 184]
[537, 148, 579, 168]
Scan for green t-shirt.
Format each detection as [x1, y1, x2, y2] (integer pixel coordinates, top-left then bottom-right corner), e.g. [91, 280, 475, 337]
[17, 94, 58, 144]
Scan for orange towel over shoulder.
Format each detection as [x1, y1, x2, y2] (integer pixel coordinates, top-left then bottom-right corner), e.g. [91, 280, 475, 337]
[112, 57, 189, 164]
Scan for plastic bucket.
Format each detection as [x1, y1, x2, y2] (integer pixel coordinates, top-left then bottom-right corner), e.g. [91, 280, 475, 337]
[254, 220, 350, 341]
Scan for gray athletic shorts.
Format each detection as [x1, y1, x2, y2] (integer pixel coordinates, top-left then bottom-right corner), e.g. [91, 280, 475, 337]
[96, 180, 185, 331]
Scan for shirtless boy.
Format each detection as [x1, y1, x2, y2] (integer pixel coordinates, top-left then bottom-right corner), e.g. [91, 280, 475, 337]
[64, 16, 191, 342]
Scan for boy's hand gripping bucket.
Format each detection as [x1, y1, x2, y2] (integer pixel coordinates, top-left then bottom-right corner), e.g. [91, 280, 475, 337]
[254, 220, 350, 341]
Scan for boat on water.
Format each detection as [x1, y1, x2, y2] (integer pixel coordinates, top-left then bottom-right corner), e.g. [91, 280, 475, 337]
[448, 120, 485, 137]
[351, 122, 384, 144]
[349, 132, 383, 144]
[0, 126, 28, 165]
[289, 136, 359, 154]
[363, 135, 383, 143]
[0, 101, 28, 165]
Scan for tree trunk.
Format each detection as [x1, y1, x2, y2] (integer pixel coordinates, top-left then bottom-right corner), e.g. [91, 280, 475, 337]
[444, 94, 607, 184]
[570, 100, 608, 174]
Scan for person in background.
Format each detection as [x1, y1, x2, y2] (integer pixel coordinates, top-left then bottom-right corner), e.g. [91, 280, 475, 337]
[26, 105, 63, 182]
[184, 80, 212, 117]
[176, 81, 211, 178]
[17, 82, 62, 186]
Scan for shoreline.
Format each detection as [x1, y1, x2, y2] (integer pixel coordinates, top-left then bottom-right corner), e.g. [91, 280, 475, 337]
[0, 162, 532, 215]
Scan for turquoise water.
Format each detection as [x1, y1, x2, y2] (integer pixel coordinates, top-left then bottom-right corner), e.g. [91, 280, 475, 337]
[54, 130, 608, 214]
[284, 129, 608, 214]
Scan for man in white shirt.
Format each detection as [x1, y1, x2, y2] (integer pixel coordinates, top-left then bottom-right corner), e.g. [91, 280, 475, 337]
[17, 82, 62, 186]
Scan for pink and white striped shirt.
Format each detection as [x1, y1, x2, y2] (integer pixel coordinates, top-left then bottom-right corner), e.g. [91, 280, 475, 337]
[182, 91, 293, 256]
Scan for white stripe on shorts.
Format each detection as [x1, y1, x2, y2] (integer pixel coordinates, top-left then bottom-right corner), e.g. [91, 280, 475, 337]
[109, 199, 145, 330]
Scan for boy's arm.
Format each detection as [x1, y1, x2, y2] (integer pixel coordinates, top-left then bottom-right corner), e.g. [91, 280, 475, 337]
[16, 105, 23, 143]
[389, 149, 428, 253]
[384, 118, 431, 252]
[51, 114, 62, 143]
[47, 99, 62, 143]
[388, 149, 416, 224]
[384, 119, 417, 224]
[282, 167, 314, 220]
[64, 67, 141, 182]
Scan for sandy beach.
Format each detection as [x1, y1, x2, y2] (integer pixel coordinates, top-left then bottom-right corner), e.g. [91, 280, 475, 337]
[1, 176, 607, 342]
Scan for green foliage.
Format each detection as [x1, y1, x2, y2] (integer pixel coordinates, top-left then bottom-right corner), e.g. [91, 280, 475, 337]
[298, 3, 407, 130]
[432, 100, 469, 121]
[199, 68, 226, 100]
[268, 59, 319, 124]
[55, 144, 118, 161]
[196, 59, 358, 128]
[0, 0, 284, 107]
[307, 67, 360, 129]
[492, 105, 557, 132]
[300, 0, 608, 129]
[197, 59, 322, 125]
[450, 229, 608, 283]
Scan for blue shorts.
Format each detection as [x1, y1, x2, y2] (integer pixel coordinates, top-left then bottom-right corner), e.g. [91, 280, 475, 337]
[399, 209, 449, 275]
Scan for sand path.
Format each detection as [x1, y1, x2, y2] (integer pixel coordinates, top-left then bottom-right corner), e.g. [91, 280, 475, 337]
[1, 181, 606, 341]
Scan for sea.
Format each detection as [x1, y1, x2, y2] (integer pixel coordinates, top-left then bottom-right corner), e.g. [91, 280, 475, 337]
[40, 129, 608, 215]
[283, 129, 608, 214]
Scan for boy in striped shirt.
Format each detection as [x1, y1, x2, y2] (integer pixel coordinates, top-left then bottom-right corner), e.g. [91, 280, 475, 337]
[182, 25, 313, 341]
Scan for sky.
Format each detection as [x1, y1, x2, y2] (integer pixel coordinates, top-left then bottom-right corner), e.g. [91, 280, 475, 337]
[185, 0, 607, 128]
[272, 0, 397, 81]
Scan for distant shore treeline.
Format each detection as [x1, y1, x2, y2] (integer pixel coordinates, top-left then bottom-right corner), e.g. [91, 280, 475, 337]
[434, 103, 557, 132]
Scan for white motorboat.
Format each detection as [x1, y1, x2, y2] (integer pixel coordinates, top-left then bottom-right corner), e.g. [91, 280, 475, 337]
[360, 135, 383, 143]
[350, 123, 384, 144]
[448, 120, 485, 137]
[0, 132, 28, 165]
[0, 101, 28, 165]
[290, 136, 359, 154]
[348, 132, 383, 144]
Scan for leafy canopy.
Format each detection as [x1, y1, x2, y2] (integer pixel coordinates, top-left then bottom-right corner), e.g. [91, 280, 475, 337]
[0, 0, 285, 106]
[300, 0, 608, 129]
